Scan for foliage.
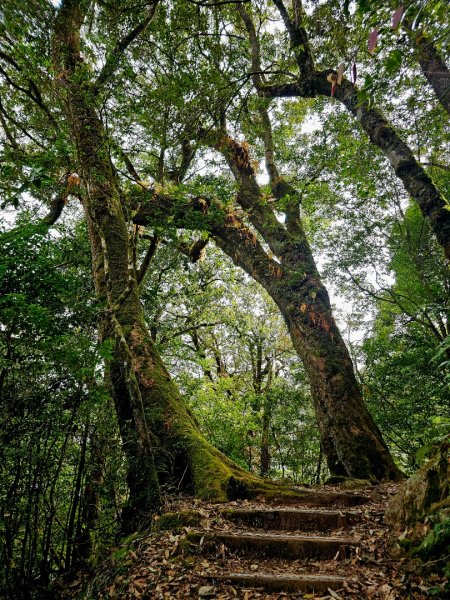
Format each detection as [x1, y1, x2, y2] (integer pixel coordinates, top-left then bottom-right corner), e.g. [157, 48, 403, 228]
[0, 221, 125, 596]
[0, 0, 449, 594]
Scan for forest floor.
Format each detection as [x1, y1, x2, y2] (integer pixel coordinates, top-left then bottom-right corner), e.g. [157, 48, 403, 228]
[57, 483, 448, 599]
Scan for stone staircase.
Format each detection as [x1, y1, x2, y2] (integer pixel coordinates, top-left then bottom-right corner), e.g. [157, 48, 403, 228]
[187, 489, 368, 596]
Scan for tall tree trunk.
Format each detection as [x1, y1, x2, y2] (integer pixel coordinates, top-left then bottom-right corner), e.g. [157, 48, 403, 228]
[214, 131, 402, 481]
[135, 182, 402, 481]
[212, 214, 401, 481]
[54, 0, 160, 531]
[260, 394, 271, 477]
[53, 0, 290, 516]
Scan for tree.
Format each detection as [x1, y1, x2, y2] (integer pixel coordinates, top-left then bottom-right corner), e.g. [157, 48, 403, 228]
[0, 220, 124, 593]
[236, 1, 450, 261]
[351, 0, 450, 117]
[13, 0, 448, 530]
[51, 0, 288, 532]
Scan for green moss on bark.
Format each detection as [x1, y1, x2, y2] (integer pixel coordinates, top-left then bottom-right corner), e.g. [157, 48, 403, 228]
[154, 511, 203, 531]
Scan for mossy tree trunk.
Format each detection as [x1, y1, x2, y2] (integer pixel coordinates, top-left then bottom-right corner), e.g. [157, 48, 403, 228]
[134, 177, 402, 481]
[214, 131, 402, 482]
[54, 0, 162, 532]
[255, 2, 450, 262]
[214, 208, 400, 481]
[53, 1, 283, 526]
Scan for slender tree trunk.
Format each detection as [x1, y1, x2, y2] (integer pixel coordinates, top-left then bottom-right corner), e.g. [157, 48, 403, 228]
[260, 395, 271, 477]
[65, 417, 88, 570]
[408, 27, 450, 117]
[315, 444, 323, 484]
[73, 424, 104, 565]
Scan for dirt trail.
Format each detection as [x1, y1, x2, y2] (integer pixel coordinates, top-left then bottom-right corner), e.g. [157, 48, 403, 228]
[61, 484, 442, 599]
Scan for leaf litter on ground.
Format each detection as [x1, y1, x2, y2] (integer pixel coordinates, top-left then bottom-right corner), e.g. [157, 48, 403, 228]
[54, 483, 449, 599]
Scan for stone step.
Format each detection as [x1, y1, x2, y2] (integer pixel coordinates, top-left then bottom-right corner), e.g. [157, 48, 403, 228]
[187, 531, 356, 560]
[221, 508, 361, 531]
[209, 572, 348, 595]
[263, 490, 368, 507]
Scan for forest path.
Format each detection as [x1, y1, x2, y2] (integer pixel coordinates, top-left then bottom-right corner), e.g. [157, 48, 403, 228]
[65, 483, 438, 599]
[187, 485, 387, 598]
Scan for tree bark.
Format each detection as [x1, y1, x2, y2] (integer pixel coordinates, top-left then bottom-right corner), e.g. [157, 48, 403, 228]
[243, 2, 450, 263]
[214, 207, 400, 481]
[53, 0, 292, 518]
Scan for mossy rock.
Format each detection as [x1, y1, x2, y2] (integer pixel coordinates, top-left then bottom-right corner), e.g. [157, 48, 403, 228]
[154, 510, 202, 532]
[385, 438, 450, 570]
[413, 516, 450, 560]
[385, 438, 450, 529]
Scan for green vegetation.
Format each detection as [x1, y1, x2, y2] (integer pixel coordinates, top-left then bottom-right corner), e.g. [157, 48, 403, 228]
[0, 0, 449, 596]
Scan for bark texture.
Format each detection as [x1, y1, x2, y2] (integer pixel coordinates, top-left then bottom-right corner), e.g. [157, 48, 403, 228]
[53, 1, 295, 521]
[216, 129, 401, 481]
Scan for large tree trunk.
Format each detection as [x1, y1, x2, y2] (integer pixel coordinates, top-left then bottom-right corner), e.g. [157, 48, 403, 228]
[215, 132, 402, 482]
[135, 179, 402, 481]
[53, 1, 292, 524]
[54, 1, 161, 532]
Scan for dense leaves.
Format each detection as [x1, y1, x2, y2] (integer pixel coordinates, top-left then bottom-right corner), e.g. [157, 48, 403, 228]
[0, 0, 449, 596]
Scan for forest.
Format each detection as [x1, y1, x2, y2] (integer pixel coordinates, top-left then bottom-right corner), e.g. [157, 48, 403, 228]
[0, 0, 449, 598]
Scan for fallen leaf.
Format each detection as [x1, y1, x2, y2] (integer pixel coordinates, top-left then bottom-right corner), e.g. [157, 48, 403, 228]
[198, 585, 215, 597]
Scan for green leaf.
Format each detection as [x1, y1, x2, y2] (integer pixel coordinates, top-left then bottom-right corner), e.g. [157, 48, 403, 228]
[384, 49, 403, 75]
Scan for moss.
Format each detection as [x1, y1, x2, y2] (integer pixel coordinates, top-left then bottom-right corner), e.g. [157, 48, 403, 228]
[398, 537, 415, 550]
[413, 518, 450, 560]
[154, 510, 202, 532]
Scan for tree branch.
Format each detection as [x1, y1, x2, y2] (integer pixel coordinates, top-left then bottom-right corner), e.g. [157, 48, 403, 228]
[260, 68, 450, 262]
[137, 234, 158, 285]
[272, 0, 314, 75]
[0, 56, 58, 129]
[93, 1, 159, 94]
[237, 4, 264, 89]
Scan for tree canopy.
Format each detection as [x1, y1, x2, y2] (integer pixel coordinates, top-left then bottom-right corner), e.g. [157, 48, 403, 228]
[0, 0, 449, 596]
